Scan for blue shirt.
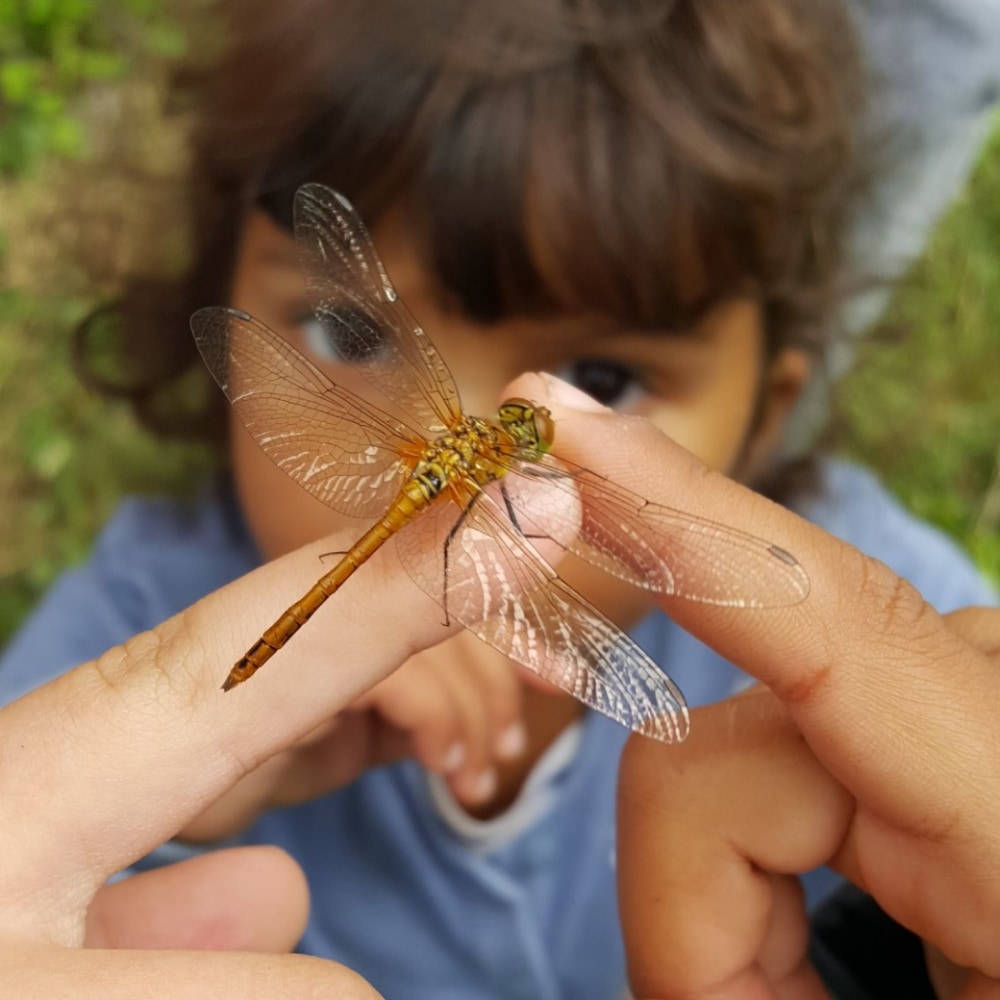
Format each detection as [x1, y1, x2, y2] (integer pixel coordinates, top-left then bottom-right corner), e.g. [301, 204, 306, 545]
[0, 461, 994, 999]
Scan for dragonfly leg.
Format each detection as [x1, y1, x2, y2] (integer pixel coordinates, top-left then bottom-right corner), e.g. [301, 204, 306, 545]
[317, 548, 348, 565]
[441, 494, 481, 627]
[499, 482, 546, 541]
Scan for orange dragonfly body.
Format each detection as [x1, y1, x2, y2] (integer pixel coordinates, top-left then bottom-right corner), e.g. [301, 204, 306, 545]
[220, 398, 556, 690]
[192, 184, 809, 743]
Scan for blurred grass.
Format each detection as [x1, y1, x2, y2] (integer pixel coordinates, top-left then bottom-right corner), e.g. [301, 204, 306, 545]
[0, 3, 218, 646]
[836, 120, 1000, 588]
[0, 139, 215, 646]
[0, 113, 998, 651]
[0, 282, 214, 644]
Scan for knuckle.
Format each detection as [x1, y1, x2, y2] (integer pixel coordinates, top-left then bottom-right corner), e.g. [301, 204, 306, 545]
[851, 550, 935, 642]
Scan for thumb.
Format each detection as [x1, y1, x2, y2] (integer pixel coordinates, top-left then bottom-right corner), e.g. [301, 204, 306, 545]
[84, 846, 309, 952]
[0, 949, 382, 1000]
[8, 846, 379, 1000]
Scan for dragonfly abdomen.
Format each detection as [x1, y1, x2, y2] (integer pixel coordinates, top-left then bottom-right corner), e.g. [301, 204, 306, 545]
[222, 478, 438, 691]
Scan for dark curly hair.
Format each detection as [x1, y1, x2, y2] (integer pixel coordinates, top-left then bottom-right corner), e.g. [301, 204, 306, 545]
[76, 0, 866, 486]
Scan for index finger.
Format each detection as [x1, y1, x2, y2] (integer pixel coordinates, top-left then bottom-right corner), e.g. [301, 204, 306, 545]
[0, 531, 453, 940]
[522, 373, 997, 794]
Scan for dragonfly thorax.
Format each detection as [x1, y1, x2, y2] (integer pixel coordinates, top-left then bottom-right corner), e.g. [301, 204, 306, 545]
[411, 416, 509, 495]
[409, 401, 552, 499]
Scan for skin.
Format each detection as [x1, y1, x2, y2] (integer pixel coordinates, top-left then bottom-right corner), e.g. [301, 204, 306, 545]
[181, 206, 810, 834]
[0, 494, 460, 999]
[2, 376, 998, 998]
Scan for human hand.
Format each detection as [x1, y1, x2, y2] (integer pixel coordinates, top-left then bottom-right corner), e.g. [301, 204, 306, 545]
[618, 607, 1000, 1000]
[515, 373, 1000, 1000]
[180, 631, 530, 840]
[0, 528, 469, 998]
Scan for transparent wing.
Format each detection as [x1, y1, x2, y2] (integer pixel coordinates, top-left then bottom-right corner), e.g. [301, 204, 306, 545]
[293, 183, 463, 434]
[191, 306, 425, 520]
[498, 455, 810, 608]
[392, 485, 689, 743]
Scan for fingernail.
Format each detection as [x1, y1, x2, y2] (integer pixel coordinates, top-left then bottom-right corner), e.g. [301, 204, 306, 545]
[539, 372, 611, 413]
[496, 721, 527, 760]
[442, 742, 465, 772]
[470, 768, 497, 802]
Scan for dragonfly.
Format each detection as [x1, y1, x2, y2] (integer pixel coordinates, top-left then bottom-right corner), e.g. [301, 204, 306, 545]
[190, 183, 810, 743]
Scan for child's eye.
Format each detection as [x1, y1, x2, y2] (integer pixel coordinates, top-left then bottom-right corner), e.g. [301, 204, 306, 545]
[300, 306, 388, 364]
[554, 359, 645, 411]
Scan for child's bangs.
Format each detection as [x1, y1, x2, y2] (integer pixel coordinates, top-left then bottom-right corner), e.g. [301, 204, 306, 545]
[403, 78, 748, 332]
[249, 0, 857, 343]
[363, 7, 756, 331]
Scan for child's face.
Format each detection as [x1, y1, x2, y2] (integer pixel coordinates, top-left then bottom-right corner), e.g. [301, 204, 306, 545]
[228, 208, 809, 628]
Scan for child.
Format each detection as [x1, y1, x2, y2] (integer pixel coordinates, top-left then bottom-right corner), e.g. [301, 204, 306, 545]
[1, 0, 993, 997]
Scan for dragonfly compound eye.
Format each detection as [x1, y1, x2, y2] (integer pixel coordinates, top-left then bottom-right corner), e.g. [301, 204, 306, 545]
[532, 406, 555, 453]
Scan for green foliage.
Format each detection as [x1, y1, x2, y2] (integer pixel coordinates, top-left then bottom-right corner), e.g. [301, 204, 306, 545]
[0, 285, 215, 645]
[0, 2, 206, 644]
[837, 119, 1000, 587]
[0, 0, 185, 176]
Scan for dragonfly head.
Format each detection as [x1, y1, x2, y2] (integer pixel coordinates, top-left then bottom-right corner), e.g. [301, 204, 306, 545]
[497, 398, 555, 457]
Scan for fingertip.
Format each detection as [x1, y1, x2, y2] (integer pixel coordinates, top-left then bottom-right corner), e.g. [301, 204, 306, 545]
[504, 372, 610, 413]
[495, 720, 527, 761]
[537, 372, 611, 412]
[440, 741, 466, 773]
[451, 767, 498, 806]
